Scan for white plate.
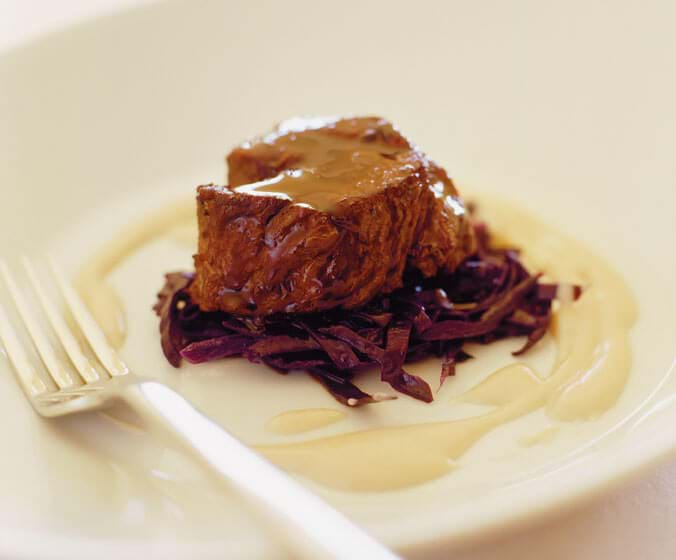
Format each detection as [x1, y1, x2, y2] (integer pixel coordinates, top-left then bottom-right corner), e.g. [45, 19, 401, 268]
[1, 1, 675, 558]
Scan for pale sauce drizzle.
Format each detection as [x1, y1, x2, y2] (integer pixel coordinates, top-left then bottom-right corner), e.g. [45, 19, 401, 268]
[75, 198, 196, 348]
[78, 194, 636, 493]
[458, 363, 542, 407]
[266, 408, 346, 435]
[519, 425, 559, 447]
[256, 196, 636, 491]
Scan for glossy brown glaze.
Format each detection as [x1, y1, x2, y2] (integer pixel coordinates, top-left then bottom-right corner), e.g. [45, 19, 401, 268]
[190, 116, 475, 315]
[230, 117, 416, 212]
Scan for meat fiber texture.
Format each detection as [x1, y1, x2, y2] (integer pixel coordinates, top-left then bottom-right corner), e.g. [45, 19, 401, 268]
[190, 116, 475, 316]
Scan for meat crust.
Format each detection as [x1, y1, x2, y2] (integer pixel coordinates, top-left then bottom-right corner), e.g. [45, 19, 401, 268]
[190, 116, 475, 315]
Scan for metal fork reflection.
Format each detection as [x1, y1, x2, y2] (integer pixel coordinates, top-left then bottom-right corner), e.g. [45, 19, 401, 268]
[0, 257, 400, 560]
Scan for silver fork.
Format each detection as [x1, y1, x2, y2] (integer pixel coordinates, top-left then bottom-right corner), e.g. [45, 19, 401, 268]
[0, 258, 399, 560]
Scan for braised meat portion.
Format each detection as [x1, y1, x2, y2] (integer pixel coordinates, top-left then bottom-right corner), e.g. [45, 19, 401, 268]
[190, 116, 475, 315]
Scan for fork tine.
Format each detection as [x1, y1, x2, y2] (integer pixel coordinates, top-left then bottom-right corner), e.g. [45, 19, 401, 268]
[48, 258, 129, 377]
[23, 258, 101, 384]
[0, 302, 49, 396]
[0, 261, 76, 389]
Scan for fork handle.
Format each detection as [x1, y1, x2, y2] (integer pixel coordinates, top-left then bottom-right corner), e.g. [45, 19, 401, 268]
[122, 381, 400, 560]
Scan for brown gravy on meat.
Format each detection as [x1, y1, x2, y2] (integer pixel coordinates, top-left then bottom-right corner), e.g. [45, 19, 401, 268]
[232, 133, 412, 212]
[230, 117, 468, 216]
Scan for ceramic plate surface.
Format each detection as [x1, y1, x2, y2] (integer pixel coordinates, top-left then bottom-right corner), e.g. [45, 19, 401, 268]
[1, 1, 675, 558]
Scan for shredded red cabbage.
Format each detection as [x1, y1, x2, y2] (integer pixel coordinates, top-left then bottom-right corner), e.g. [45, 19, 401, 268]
[154, 223, 579, 406]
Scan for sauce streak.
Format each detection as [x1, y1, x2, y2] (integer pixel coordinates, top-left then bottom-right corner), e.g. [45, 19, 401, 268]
[458, 363, 542, 407]
[75, 198, 196, 348]
[520, 425, 559, 447]
[266, 408, 346, 435]
[256, 196, 636, 491]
